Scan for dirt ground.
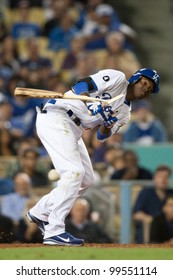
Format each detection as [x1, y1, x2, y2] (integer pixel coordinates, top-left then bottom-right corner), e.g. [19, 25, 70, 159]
[0, 243, 173, 248]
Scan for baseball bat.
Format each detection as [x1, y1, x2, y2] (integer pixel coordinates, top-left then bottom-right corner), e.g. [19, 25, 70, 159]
[14, 87, 125, 106]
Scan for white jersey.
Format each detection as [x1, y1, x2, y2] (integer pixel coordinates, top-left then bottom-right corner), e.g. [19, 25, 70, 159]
[44, 69, 131, 133]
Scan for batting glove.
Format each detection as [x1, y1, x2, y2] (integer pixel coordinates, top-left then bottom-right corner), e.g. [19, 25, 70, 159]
[104, 115, 118, 128]
[87, 101, 103, 116]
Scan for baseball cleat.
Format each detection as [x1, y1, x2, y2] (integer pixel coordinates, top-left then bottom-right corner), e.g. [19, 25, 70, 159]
[43, 232, 84, 246]
[26, 211, 48, 234]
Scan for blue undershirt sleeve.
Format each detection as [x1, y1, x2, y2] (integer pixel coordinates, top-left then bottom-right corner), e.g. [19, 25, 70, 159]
[72, 82, 89, 95]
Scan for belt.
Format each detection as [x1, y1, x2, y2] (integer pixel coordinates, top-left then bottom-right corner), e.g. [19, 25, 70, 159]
[66, 109, 81, 126]
[40, 101, 81, 127]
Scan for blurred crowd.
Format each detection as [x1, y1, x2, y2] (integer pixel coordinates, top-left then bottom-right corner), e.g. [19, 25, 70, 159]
[0, 0, 172, 245]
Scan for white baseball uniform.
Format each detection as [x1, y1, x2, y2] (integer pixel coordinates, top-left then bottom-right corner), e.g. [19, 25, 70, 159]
[29, 69, 131, 238]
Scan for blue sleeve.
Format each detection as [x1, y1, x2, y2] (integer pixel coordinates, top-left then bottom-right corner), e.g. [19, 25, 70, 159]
[72, 82, 89, 95]
[72, 77, 98, 95]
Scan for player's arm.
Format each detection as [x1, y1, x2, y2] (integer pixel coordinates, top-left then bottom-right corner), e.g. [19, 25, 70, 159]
[97, 124, 112, 142]
[111, 103, 131, 134]
[71, 77, 98, 97]
[71, 77, 104, 115]
[97, 103, 131, 142]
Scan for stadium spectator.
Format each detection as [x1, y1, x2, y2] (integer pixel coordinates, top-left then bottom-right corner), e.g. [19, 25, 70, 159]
[1, 35, 20, 75]
[51, 81, 69, 96]
[11, 1, 41, 39]
[0, 214, 16, 243]
[79, 3, 101, 40]
[83, 3, 121, 50]
[48, 11, 78, 51]
[8, 0, 43, 8]
[0, 18, 8, 43]
[149, 195, 173, 244]
[19, 37, 52, 72]
[70, 52, 98, 83]
[0, 52, 13, 87]
[5, 137, 50, 179]
[65, 197, 113, 243]
[0, 177, 14, 195]
[11, 147, 49, 187]
[6, 76, 38, 133]
[0, 125, 16, 156]
[133, 165, 173, 243]
[18, 38, 52, 90]
[104, 146, 125, 179]
[42, 0, 63, 37]
[122, 100, 168, 144]
[104, 31, 140, 73]
[111, 149, 153, 180]
[0, 173, 33, 225]
[0, 92, 27, 147]
[105, 130, 123, 147]
[61, 34, 86, 70]
[90, 129, 107, 163]
[87, 0, 103, 7]
[46, 70, 63, 91]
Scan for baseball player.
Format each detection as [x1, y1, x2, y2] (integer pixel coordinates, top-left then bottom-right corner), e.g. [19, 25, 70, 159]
[27, 68, 160, 246]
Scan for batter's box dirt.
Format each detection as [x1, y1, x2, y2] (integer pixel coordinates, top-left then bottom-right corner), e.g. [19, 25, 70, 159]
[0, 243, 173, 248]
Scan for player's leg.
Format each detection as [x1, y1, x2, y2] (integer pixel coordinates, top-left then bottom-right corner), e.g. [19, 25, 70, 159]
[77, 137, 96, 196]
[29, 112, 85, 239]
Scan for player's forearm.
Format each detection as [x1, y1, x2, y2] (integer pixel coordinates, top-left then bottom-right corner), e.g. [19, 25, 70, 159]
[99, 124, 112, 135]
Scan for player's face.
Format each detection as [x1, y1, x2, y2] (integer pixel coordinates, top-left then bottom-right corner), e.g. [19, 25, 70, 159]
[133, 77, 155, 99]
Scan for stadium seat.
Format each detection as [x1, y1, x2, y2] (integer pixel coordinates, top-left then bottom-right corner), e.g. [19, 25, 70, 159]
[16, 37, 28, 59]
[16, 36, 53, 60]
[29, 8, 46, 27]
[4, 8, 15, 31]
[61, 70, 73, 84]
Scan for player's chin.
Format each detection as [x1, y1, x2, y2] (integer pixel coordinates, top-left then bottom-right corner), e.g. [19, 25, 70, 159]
[138, 95, 146, 100]
[135, 94, 144, 100]
[137, 92, 150, 99]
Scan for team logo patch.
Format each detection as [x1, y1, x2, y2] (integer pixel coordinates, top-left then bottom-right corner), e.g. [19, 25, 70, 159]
[103, 76, 110, 82]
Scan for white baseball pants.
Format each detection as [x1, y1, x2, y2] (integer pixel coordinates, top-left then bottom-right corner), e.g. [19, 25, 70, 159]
[30, 110, 95, 238]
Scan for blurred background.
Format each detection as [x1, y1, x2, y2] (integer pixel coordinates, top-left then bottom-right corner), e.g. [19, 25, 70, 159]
[0, 0, 173, 246]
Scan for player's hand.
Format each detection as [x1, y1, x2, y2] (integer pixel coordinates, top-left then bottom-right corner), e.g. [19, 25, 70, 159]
[104, 115, 118, 128]
[87, 101, 103, 116]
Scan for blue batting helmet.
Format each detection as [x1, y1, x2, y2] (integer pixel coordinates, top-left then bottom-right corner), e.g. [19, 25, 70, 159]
[128, 68, 160, 93]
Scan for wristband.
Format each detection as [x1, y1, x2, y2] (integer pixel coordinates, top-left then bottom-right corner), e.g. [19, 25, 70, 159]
[97, 128, 112, 141]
